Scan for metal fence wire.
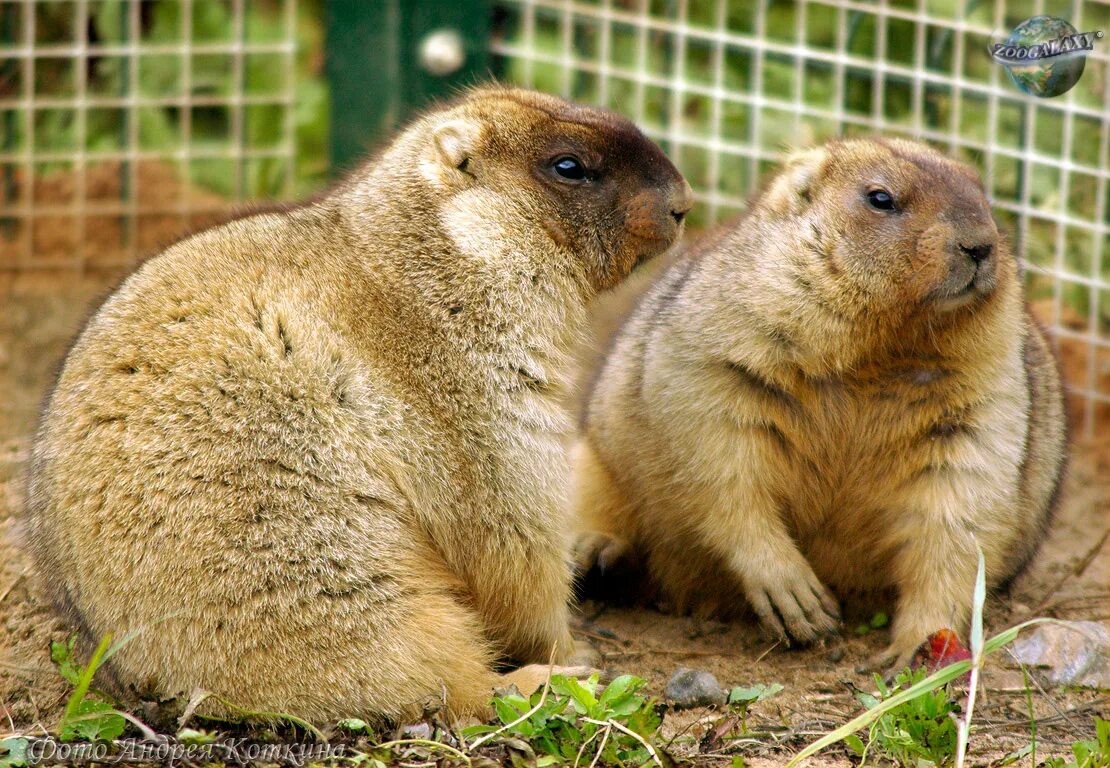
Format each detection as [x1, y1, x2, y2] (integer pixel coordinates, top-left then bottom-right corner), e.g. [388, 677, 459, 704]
[1, 0, 1108, 430]
[0, 0, 297, 272]
[490, 0, 1110, 432]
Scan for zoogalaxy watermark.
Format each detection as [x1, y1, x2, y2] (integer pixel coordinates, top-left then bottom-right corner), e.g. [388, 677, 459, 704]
[9, 735, 347, 766]
[989, 14, 1104, 98]
[990, 27, 1103, 65]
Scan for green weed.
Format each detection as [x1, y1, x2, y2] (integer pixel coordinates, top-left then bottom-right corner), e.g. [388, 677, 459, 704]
[1042, 719, 1110, 768]
[845, 667, 959, 767]
[0, 737, 27, 768]
[462, 673, 663, 767]
[726, 683, 784, 734]
[0, 634, 131, 767]
[50, 635, 126, 742]
[855, 612, 891, 636]
[787, 549, 1071, 768]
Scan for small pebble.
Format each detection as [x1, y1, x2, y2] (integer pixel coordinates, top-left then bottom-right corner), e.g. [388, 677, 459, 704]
[664, 667, 727, 709]
[825, 646, 845, 663]
[400, 722, 433, 740]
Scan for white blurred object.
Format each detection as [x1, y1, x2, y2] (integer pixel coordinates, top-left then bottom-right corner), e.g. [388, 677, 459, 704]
[420, 29, 466, 76]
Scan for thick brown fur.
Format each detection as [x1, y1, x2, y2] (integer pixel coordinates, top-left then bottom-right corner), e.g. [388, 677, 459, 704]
[575, 138, 1067, 667]
[23, 85, 692, 724]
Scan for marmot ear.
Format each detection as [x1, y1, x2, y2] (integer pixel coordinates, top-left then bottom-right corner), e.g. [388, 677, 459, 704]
[432, 119, 481, 173]
[764, 148, 825, 217]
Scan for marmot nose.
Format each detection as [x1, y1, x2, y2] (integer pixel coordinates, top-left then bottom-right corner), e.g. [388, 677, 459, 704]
[959, 242, 993, 264]
[670, 179, 695, 225]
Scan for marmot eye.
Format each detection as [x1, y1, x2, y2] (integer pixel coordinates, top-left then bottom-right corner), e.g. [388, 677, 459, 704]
[551, 156, 588, 182]
[866, 189, 897, 212]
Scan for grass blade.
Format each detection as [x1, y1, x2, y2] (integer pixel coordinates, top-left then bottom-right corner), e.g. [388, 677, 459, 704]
[786, 615, 1062, 767]
[969, 548, 986, 659]
[62, 635, 112, 722]
[785, 659, 973, 767]
[956, 547, 987, 768]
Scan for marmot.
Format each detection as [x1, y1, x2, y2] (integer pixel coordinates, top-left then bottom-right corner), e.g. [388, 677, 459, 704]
[24, 86, 693, 723]
[575, 138, 1067, 667]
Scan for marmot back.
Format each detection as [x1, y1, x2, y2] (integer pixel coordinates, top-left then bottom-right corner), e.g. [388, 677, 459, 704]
[575, 137, 1067, 668]
[24, 86, 692, 723]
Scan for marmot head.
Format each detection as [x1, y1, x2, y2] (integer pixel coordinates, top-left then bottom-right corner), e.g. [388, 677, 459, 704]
[762, 137, 1009, 317]
[414, 86, 693, 290]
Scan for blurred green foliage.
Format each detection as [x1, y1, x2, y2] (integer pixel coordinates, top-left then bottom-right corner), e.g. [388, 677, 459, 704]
[1, 0, 328, 198]
[494, 0, 1110, 330]
[3, 1, 1108, 331]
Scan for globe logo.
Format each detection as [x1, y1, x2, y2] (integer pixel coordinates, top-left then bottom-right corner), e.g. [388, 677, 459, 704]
[991, 16, 1103, 98]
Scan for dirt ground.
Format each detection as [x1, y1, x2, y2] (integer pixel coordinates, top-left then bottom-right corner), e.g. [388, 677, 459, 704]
[0, 254, 1107, 765]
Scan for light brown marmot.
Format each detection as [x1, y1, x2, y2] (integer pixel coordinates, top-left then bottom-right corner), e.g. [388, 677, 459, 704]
[24, 86, 693, 723]
[574, 138, 1067, 667]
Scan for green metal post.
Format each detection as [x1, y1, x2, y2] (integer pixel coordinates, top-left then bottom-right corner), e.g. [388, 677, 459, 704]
[326, 0, 492, 173]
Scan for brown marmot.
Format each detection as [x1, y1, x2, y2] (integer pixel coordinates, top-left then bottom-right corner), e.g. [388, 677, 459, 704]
[23, 85, 693, 723]
[574, 138, 1067, 668]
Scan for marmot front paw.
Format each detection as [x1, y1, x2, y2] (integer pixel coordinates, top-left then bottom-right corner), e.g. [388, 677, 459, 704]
[741, 562, 841, 644]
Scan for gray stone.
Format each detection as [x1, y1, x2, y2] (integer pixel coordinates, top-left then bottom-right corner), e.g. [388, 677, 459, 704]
[1009, 620, 1110, 689]
[664, 667, 727, 708]
[399, 722, 434, 741]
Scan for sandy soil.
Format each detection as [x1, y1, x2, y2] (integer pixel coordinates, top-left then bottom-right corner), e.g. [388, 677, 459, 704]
[0, 257, 1107, 765]
[0, 161, 229, 273]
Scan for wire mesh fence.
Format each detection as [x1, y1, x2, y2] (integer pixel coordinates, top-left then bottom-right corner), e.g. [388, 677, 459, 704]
[1, 0, 1108, 429]
[490, 0, 1110, 431]
[0, 0, 298, 272]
